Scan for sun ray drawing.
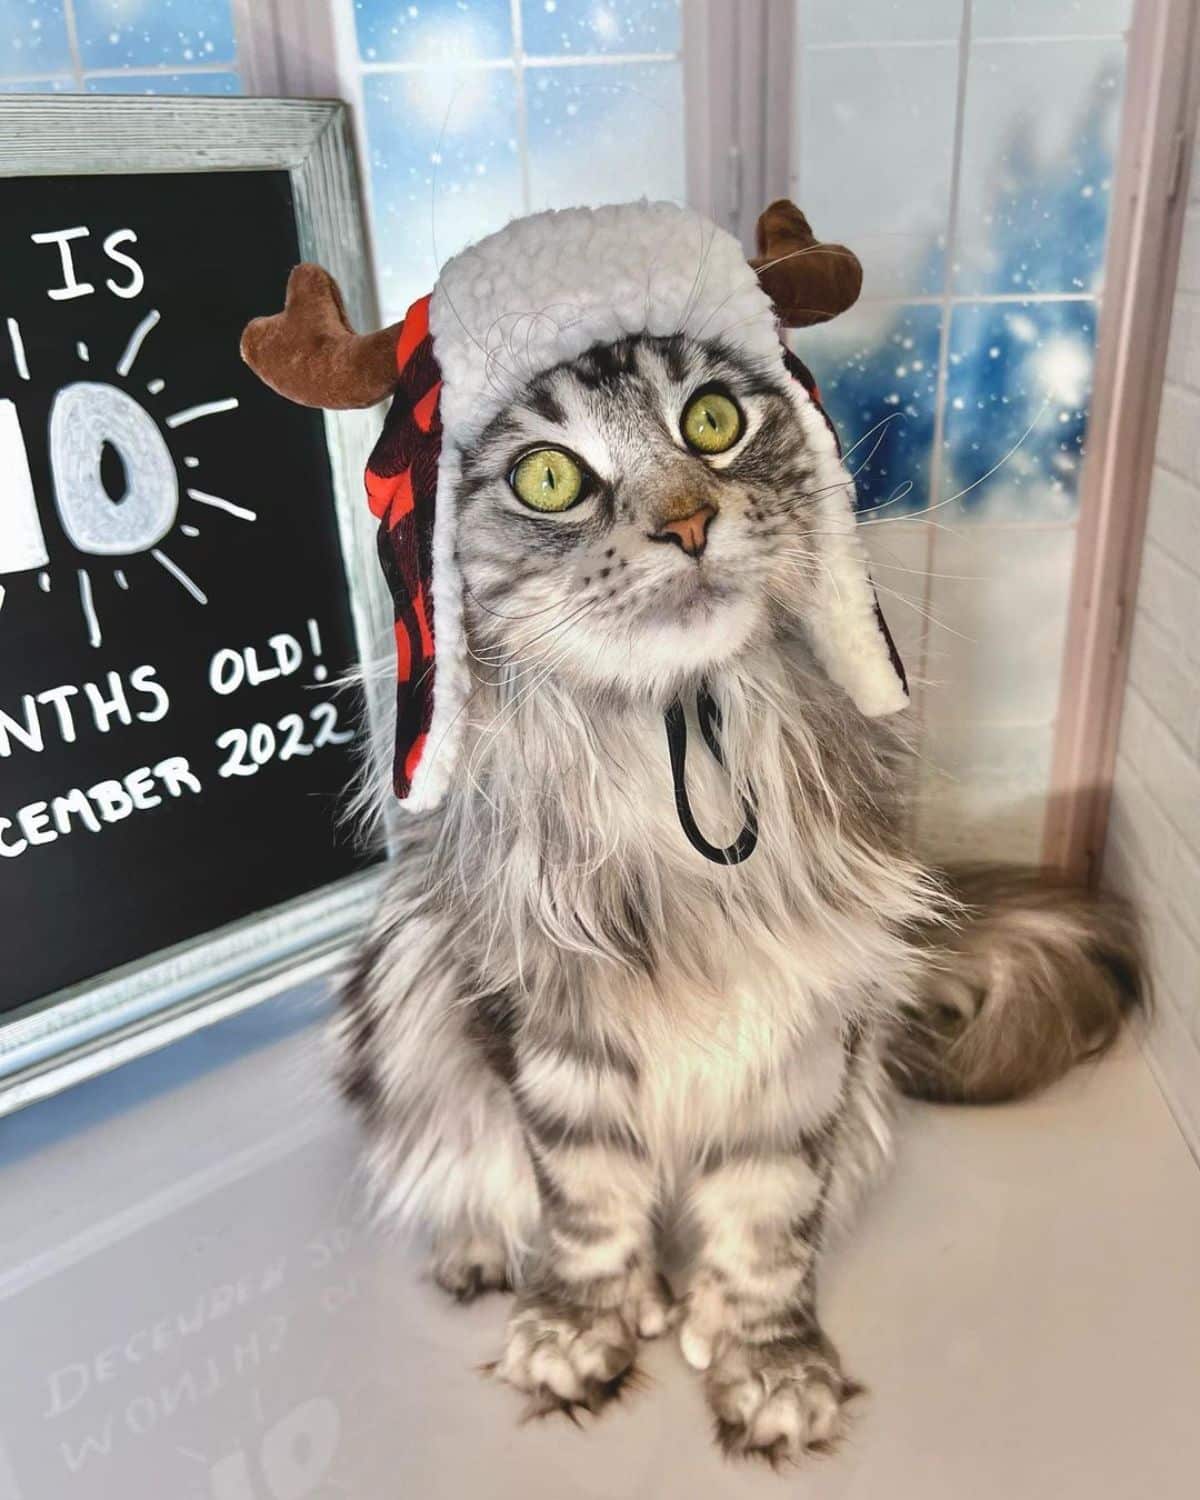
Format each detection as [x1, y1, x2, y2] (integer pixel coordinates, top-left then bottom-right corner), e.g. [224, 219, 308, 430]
[165, 397, 239, 429]
[186, 487, 256, 523]
[151, 548, 208, 605]
[77, 568, 102, 648]
[115, 307, 160, 378]
[6, 317, 30, 380]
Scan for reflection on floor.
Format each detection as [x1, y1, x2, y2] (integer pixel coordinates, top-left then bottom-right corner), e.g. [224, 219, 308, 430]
[1, 986, 1198, 1500]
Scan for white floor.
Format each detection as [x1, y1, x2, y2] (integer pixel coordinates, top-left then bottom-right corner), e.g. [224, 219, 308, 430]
[1, 986, 1198, 1500]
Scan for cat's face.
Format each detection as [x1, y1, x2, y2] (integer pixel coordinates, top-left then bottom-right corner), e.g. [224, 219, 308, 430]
[456, 335, 825, 700]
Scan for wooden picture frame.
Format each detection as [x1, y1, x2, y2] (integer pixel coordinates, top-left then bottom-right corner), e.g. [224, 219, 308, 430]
[0, 96, 389, 1116]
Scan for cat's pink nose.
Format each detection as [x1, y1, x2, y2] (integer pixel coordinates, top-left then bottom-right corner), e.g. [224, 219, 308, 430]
[651, 505, 716, 558]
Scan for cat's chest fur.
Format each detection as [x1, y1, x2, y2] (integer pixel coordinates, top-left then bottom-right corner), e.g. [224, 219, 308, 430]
[627, 975, 850, 1165]
[438, 647, 934, 1141]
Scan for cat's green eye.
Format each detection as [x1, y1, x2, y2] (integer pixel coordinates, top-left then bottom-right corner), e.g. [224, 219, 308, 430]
[510, 448, 586, 512]
[682, 391, 743, 455]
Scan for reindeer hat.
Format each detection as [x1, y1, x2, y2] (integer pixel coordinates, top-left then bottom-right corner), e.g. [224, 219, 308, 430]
[242, 200, 906, 815]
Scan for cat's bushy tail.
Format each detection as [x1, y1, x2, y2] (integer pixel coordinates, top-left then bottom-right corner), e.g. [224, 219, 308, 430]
[887, 866, 1146, 1104]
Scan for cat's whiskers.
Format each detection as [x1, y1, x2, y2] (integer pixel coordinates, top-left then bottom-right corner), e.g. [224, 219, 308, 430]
[769, 540, 970, 641]
[696, 240, 858, 343]
[466, 613, 600, 791]
[855, 558, 983, 583]
[471, 591, 602, 666]
[464, 578, 587, 625]
[866, 579, 975, 642]
[837, 410, 904, 465]
[674, 221, 721, 336]
[857, 398, 1051, 527]
[771, 543, 845, 607]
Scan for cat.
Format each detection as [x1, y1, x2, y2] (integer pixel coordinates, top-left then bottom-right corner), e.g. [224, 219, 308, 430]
[330, 324, 1142, 1463]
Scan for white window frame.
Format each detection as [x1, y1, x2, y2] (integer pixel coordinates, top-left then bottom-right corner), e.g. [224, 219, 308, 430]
[1043, 0, 1200, 880]
[683, 0, 792, 243]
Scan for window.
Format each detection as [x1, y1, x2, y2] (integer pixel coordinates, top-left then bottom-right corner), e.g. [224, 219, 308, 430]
[344, 0, 685, 320]
[0, 0, 241, 94]
[788, 0, 1134, 863]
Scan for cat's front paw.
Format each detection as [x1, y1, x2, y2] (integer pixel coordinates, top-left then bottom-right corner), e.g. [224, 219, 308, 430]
[493, 1297, 640, 1418]
[432, 1231, 513, 1303]
[704, 1334, 861, 1465]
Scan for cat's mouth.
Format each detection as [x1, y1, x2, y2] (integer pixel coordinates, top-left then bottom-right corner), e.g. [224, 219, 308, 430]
[652, 562, 738, 616]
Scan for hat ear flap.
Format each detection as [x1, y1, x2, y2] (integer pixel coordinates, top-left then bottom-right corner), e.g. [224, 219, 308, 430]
[780, 347, 909, 717]
[362, 293, 459, 806]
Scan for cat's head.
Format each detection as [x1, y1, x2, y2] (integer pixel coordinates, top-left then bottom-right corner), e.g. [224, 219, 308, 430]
[455, 331, 830, 699]
[242, 200, 906, 809]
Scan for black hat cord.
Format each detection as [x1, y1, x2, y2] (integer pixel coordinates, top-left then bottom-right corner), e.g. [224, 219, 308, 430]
[663, 683, 759, 866]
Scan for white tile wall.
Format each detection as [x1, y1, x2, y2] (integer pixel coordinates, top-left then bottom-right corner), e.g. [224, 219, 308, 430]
[1104, 118, 1200, 1155]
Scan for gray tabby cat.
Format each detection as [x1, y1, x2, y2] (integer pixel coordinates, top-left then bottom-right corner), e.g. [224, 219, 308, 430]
[242, 201, 1142, 1465]
[335, 343, 1139, 1461]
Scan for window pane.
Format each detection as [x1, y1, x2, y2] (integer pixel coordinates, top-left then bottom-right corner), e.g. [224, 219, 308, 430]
[797, 303, 941, 516]
[801, 0, 960, 45]
[526, 60, 683, 210]
[363, 68, 523, 320]
[0, 0, 71, 76]
[942, 300, 1097, 521]
[795, 40, 957, 297]
[972, 0, 1132, 39]
[954, 38, 1125, 296]
[916, 721, 1059, 865]
[85, 69, 240, 94]
[921, 526, 1077, 724]
[73, 0, 236, 71]
[521, 0, 681, 57]
[353, 0, 512, 64]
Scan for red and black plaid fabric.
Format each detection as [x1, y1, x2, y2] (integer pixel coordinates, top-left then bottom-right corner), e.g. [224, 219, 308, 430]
[365, 293, 443, 799]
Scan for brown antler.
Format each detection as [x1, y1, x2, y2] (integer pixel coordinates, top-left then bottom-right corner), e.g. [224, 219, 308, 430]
[240, 263, 403, 410]
[750, 201, 862, 328]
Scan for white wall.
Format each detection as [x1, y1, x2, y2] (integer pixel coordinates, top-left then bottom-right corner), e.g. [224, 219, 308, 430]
[1104, 125, 1200, 1155]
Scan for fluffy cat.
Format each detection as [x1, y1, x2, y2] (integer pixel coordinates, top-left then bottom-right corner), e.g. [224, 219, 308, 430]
[332, 329, 1141, 1463]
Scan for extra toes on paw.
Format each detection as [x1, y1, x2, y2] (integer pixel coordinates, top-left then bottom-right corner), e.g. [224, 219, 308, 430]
[515, 1363, 643, 1423]
[493, 1304, 641, 1420]
[707, 1346, 862, 1465]
[433, 1257, 512, 1304]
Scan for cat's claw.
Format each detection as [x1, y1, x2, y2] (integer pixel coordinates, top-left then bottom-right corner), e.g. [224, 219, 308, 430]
[704, 1337, 862, 1466]
[432, 1232, 513, 1303]
[493, 1301, 640, 1417]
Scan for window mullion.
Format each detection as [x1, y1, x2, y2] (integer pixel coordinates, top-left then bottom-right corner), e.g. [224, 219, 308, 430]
[683, 0, 738, 230]
[914, 0, 974, 727]
[509, 0, 532, 215]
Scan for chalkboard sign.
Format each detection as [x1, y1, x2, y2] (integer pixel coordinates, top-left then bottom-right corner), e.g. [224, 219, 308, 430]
[0, 99, 389, 1113]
